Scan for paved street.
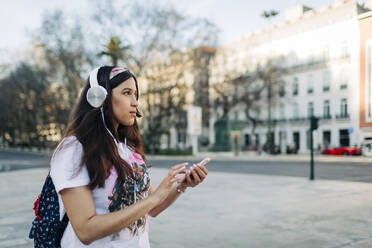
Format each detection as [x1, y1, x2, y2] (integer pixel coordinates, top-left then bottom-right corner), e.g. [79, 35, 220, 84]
[149, 159, 372, 183]
[2, 149, 372, 247]
[0, 150, 49, 172]
[2, 149, 372, 183]
[2, 167, 372, 248]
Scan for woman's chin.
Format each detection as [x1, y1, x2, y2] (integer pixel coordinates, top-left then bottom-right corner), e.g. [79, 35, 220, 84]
[121, 120, 135, 126]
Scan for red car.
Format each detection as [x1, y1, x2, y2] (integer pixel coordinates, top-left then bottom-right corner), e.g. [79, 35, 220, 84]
[322, 147, 362, 156]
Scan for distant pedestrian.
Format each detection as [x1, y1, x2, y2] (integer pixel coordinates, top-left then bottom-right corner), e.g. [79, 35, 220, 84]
[48, 66, 210, 247]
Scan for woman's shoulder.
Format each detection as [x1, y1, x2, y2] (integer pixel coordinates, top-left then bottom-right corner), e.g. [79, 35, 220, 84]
[61, 135, 79, 145]
[50, 135, 90, 191]
[52, 135, 83, 162]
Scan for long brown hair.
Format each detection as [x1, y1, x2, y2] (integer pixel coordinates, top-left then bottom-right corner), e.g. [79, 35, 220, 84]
[58, 66, 146, 189]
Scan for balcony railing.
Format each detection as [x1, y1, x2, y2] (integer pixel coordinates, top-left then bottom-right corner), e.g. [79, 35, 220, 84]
[289, 54, 350, 73]
[288, 117, 308, 122]
[322, 114, 332, 120]
[335, 113, 350, 120]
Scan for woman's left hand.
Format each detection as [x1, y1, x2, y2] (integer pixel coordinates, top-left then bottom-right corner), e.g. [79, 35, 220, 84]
[178, 162, 209, 192]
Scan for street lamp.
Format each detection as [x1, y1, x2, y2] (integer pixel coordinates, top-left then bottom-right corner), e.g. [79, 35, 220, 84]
[261, 9, 279, 154]
[310, 116, 319, 180]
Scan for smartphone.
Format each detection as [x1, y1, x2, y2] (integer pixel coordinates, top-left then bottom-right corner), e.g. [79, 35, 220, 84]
[183, 157, 211, 181]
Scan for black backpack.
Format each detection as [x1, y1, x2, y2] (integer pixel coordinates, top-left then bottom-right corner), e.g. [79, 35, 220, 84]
[29, 174, 69, 248]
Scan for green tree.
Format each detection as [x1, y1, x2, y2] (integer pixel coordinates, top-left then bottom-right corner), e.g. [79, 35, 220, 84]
[98, 36, 131, 66]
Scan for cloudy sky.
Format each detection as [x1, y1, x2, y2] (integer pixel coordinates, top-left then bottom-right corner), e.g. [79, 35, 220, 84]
[0, 0, 352, 51]
[4, 0, 363, 61]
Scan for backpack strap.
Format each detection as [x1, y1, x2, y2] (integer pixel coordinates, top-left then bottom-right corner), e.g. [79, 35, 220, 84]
[54, 213, 69, 247]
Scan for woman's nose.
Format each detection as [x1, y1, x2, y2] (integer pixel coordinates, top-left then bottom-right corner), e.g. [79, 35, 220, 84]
[131, 96, 139, 107]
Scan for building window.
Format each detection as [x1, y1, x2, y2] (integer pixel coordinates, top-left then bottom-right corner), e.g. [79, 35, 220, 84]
[323, 130, 331, 148]
[293, 77, 299, 96]
[340, 98, 348, 117]
[280, 104, 285, 120]
[307, 74, 314, 94]
[367, 39, 372, 122]
[339, 129, 350, 147]
[293, 103, 299, 119]
[279, 84, 285, 97]
[340, 70, 348, 89]
[323, 100, 331, 118]
[323, 71, 330, 92]
[244, 134, 251, 148]
[293, 132, 300, 151]
[308, 102, 314, 117]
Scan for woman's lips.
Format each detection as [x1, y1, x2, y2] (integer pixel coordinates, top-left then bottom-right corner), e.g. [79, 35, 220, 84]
[130, 112, 136, 117]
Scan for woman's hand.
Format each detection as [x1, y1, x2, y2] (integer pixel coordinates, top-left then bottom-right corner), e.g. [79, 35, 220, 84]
[147, 159, 209, 217]
[152, 162, 187, 203]
[178, 159, 209, 192]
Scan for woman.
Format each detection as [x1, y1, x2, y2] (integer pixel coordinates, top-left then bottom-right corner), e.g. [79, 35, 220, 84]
[50, 66, 209, 247]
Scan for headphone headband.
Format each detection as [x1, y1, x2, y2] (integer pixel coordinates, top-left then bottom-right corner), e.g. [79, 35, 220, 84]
[87, 67, 107, 108]
[89, 67, 100, 87]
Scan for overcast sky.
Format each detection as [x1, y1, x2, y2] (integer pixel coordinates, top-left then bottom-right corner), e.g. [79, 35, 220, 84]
[0, 0, 355, 51]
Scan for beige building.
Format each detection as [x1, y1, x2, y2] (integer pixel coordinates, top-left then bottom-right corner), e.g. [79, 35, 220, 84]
[139, 47, 215, 150]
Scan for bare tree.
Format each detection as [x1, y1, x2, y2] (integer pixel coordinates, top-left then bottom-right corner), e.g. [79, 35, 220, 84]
[92, 1, 218, 152]
[0, 3, 218, 151]
[33, 10, 93, 110]
[211, 58, 286, 150]
[140, 53, 188, 153]
[0, 63, 58, 147]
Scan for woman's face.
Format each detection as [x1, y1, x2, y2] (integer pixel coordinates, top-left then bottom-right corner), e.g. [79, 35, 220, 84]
[111, 77, 138, 127]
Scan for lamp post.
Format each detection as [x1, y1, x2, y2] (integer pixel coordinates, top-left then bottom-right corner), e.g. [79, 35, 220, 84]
[310, 116, 319, 180]
[261, 10, 278, 153]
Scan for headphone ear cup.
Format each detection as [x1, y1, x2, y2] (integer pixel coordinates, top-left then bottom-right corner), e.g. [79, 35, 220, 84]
[87, 86, 107, 108]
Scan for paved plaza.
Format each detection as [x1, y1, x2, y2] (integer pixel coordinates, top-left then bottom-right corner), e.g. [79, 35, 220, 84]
[1, 167, 372, 248]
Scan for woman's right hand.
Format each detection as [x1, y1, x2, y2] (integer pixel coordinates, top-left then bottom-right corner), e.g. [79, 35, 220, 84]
[151, 163, 187, 203]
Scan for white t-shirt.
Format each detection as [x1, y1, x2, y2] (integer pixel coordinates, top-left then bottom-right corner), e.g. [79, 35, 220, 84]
[50, 136, 151, 248]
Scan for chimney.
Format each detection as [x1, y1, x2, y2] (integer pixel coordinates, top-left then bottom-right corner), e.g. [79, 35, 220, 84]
[284, 5, 313, 21]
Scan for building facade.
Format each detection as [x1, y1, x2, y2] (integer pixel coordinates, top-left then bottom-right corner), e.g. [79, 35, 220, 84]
[139, 47, 215, 150]
[358, 11, 372, 142]
[209, 0, 370, 153]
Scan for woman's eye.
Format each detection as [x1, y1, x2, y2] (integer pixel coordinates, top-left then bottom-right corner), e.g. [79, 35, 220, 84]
[123, 92, 130, 95]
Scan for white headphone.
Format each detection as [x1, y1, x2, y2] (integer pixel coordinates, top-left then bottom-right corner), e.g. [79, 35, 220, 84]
[86, 67, 108, 108]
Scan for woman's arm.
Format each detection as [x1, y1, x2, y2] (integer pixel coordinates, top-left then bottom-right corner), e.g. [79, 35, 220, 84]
[147, 182, 183, 218]
[61, 186, 158, 245]
[148, 163, 208, 217]
[61, 163, 186, 245]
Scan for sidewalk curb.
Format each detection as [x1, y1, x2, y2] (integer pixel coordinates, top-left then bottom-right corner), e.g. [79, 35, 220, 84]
[2, 148, 372, 164]
[147, 153, 372, 163]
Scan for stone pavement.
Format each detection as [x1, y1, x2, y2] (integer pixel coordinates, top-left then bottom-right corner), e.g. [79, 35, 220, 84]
[1, 167, 372, 248]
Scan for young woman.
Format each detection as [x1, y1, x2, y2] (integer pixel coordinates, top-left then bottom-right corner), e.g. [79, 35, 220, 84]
[50, 66, 209, 247]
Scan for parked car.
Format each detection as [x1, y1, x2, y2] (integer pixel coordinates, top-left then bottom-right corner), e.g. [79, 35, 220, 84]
[322, 146, 361, 156]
